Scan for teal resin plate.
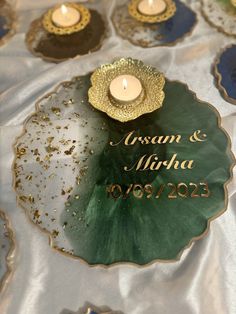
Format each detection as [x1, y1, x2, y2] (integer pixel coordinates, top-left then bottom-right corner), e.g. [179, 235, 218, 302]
[13, 71, 235, 266]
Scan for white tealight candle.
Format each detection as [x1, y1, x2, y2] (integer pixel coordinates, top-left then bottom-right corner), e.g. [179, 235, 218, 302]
[52, 4, 80, 28]
[109, 75, 143, 103]
[138, 0, 167, 16]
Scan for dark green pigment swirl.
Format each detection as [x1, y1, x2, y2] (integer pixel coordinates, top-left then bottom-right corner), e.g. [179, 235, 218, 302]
[61, 78, 234, 265]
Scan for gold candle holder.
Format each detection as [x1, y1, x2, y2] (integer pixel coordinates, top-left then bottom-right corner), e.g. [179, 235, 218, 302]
[128, 0, 176, 23]
[43, 3, 91, 35]
[26, 2, 106, 62]
[88, 58, 165, 122]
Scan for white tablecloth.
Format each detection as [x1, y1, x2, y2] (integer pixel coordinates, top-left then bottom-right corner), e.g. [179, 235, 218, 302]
[0, 1, 236, 314]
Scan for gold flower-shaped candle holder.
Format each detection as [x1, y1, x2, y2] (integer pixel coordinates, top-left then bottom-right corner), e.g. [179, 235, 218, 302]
[26, 2, 106, 62]
[128, 0, 176, 23]
[43, 3, 91, 35]
[88, 58, 165, 122]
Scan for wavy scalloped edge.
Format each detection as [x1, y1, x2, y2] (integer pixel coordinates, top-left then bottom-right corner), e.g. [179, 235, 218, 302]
[12, 74, 235, 268]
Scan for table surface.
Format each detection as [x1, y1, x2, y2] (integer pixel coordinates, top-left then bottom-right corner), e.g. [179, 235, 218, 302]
[0, 1, 236, 314]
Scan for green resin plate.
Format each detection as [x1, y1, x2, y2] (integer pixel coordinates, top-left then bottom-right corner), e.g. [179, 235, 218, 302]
[13, 74, 234, 266]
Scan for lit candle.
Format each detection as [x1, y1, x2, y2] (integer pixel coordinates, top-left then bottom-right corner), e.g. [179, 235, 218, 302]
[109, 75, 143, 103]
[138, 0, 167, 16]
[231, 0, 236, 7]
[52, 4, 80, 28]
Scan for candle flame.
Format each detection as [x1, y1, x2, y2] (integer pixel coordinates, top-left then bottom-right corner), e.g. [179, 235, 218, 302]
[123, 78, 128, 90]
[61, 4, 68, 15]
[148, 0, 154, 6]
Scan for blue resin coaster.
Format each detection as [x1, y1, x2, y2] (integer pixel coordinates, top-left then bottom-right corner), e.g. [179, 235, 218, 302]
[214, 44, 236, 105]
[112, 0, 197, 47]
[0, 15, 9, 39]
[0, 1, 16, 46]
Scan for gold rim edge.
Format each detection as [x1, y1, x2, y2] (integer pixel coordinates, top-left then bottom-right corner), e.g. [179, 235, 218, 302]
[0, 209, 16, 293]
[11, 74, 235, 269]
[213, 43, 236, 106]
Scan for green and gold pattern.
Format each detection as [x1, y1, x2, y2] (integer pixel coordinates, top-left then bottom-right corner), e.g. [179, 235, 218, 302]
[13, 70, 234, 266]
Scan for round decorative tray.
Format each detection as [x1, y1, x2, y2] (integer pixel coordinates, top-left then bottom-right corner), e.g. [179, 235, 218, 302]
[26, 8, 106, 63]
[112, 0, 197, 47]
[13, 65, 234, 266]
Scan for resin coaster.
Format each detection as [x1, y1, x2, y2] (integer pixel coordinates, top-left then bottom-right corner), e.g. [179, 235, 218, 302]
[0, 0, 16, 46]
[213, 44, 236, 104]
[26, 8, 106, 63]
[13, 66, 234, 266]
[61, 303, 123, 314]
[0, 210, 14, 291]
[112, 0, 197, 47]
[201, 0, 236, 36]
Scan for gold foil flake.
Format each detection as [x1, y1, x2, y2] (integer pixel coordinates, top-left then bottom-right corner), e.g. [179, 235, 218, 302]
[59, 139, 71, 146]
[42, 3, 91, 36]
[75, 195, 80, 200]
[41, 114, 50, 121]
[28, 195, 35, 203]
[33, 149, 40, 156]
[88, 58, 165, 122]
[33, 210, 40, 220]
[128, 0, 176, 24]
[16, 147, 27, 158]
[51, 107, 61, 116]
[63, 98, 74, 107]
[74, 112, 80, 118]
[80, 166, 88, 177]
[19, 194, 35, 203]
[64, 145, 76, 155]
[25, 175, 32, 181]
[45, 145, 59, 153]
[15, 179, 22, 189]
[52, 230, 59, 238]
[47, 136, 54, 143]
[49, 173, 56, 180]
